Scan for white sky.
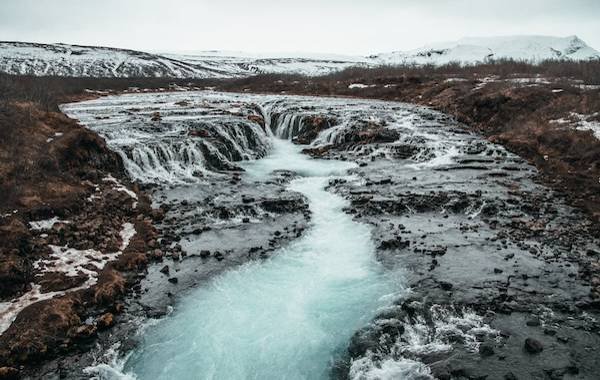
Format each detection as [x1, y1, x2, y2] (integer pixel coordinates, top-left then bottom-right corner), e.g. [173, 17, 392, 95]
[1, 0, 599, 55]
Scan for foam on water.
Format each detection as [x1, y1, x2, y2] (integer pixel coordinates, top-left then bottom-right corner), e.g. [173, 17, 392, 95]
[110, 139, 400, 379]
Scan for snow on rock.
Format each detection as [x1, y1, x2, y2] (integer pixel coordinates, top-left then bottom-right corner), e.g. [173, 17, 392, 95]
[34, 246, 118, 279]
[33, 222, 136, 280]
[349, 83, 377, 89]
[0, 285, 66, 334]
[29, 216, 69, 230]
[0, 222, 137, 335]
[551, 112, 600, 139]
[103, 175, 138, 208]
[119, 222, 136, 251]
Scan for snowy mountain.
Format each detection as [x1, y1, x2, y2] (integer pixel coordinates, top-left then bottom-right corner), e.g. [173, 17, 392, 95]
[373, 35, 600, 65]
[0, 35, 598, 79]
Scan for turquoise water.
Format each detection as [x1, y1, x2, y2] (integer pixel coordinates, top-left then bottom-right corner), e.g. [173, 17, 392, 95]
[119, 139, 399, 379]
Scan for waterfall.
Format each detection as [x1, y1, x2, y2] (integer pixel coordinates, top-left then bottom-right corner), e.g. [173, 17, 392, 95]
[62, 95, 274, 184]
[270, 113, 306, 140]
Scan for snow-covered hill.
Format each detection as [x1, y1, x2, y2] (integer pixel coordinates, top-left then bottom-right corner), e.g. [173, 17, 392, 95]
[373, 35, 600, 65]
[1, 35, 598, 79]
[162, 52, 366, 77]
[0, 42, 240, 78]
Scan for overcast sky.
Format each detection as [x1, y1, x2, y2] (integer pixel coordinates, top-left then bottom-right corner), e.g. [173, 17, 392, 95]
[1, 0, 599, 55]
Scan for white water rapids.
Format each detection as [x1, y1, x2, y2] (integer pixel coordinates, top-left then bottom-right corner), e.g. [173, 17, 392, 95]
[102, 139, 400, 379]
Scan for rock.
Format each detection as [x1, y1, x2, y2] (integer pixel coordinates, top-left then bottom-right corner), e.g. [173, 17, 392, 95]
[543, 328, 557, 336]
[439, 281, 453, 291]
[494, 268, 503, 274]
[152, 249, 164, 260]
[151, 112, 161, 122]
[0, 367, 19, 380]
[160, 265, 170, 275]
[188, 129, 210, 138]
[94, 269, 126, 305]
[524, 337, 543, 354]
[113, 303, 125, 314]
[479, 342, 495, 357]
[586, 249, 599, 257]
[199, 250, 211, 258]
[168, 277, 178, 284]
[70, 324, 97, 340]
[504, 372, 518, 380]
[214, 251, 225, 261]
[97, 313, 114, 330]
[526, 318, 541, 327]
[151, 208, 165, 221]
[247, 115, 265, 127]
[429, 362, 451, 380]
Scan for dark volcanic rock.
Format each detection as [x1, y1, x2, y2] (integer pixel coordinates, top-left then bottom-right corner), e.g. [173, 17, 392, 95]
[524, 337, 544, 354]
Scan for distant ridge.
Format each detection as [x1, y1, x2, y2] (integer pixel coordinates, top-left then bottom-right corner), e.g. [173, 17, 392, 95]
[1, 35, 598, 78]
[373, 35, 600, 65]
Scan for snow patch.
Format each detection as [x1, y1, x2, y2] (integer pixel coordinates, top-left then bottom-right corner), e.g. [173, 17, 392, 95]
[103, 175, 138, 207]
[29, 217, 69, 230]
[0, 222, 136, 335]
[0, 285, 68, 334]
[551, 112, 600, 139]
[349, 83, 377, 89]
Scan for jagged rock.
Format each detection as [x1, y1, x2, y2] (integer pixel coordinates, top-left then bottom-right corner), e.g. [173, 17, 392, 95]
[69, 324, 97, 341]
[479, 342, 495, 357]
[97, 313, 114, 330]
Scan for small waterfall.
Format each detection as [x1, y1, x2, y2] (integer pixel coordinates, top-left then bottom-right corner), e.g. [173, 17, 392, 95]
[63, 95, 273, 184]
[271, 113, 306, 140]
[115, 120, 271, 184]
[311, 122, 348, 146]
[255, 103, 274, 138]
